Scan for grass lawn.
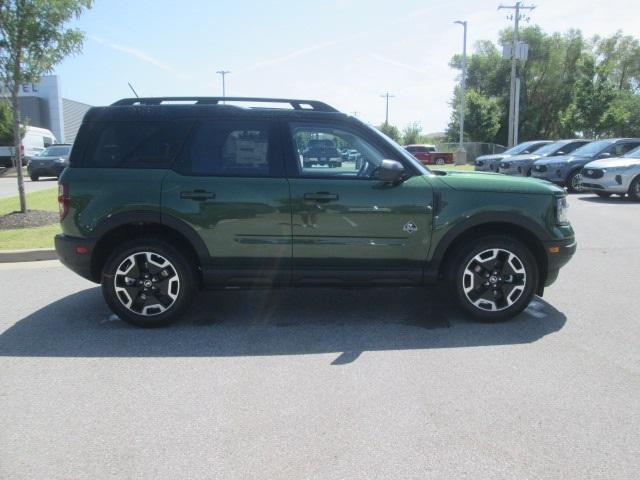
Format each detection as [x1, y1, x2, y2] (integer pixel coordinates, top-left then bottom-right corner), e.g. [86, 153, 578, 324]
[431, 164, 475, 171]
[0, 187, 59, 250]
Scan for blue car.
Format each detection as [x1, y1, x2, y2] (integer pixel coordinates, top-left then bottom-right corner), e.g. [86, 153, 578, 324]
[474, 140, 551, 172]
[531, 138, 640, 192]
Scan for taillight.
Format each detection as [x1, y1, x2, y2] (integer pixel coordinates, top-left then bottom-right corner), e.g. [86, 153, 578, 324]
[58, 182, 69, 220]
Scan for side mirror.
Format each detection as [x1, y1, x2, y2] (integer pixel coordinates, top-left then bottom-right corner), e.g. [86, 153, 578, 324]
[374, 159, 405, 182]
[599, 152, 611, 158]
[556, 151, 565, 155]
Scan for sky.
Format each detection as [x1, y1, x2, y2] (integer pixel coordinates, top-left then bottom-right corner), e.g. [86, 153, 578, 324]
[55, 0, 639, 134]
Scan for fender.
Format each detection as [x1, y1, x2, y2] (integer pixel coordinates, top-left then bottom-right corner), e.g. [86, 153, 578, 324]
[424, 211, 550, 282]
[91, 209, 210, 266]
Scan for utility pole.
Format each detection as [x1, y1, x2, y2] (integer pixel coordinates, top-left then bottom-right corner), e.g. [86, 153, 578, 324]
[216, 70, 231, 100]
[454, 20, 467, 152]
[380, 92, 395, 124]
[498, 2, 535, 147]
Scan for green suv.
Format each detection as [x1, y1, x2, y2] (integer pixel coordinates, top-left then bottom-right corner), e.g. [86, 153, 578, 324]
[55, 97, 576, 327]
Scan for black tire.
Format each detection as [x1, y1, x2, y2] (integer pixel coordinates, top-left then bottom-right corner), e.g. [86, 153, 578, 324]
[596, 192, 612, 198]
[566, 169, 583, 193]
[30, 175, 38, 181]
[628, 176, 640, 201]
[447, 236, 539, 322]
[101, 237, 196, 327]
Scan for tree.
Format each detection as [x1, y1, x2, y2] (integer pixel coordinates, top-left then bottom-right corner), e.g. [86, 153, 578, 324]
[377, 122, 401, 143]
[0, 0, 92, 212]
[0, 100, 13, 145]
[446, 88, 502, 143]
[402, 122, 424, 145]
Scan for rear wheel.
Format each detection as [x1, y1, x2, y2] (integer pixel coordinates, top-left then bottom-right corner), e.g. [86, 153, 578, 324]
[435, 157, 445, 165]
[101, 238, 196, 327]
[30, 175, 38, 181]
[629, 176, 640, 201]
[567, 170, 583, 193]
[448, 236, 538, 322]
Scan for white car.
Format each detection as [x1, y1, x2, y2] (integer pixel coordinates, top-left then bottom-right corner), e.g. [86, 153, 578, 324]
[581, 147, 640, 200]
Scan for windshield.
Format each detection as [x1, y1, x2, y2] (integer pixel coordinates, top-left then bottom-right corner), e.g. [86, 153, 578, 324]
[533, 141, 567, 156]
[503, 142, 542, 155]
[38, 145, 71, 157]
[571, 139, 614, 156]
[625, 146, 640, 158]
[365, 123, 432, 176]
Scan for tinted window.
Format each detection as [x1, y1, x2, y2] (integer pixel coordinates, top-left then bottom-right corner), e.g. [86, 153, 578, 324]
[611, 142, 640, 156]
[39, 146, 71, 157]
[178, 121, 275, 177]
[81, 121, 191, 168]
[572, 139, 614, 156]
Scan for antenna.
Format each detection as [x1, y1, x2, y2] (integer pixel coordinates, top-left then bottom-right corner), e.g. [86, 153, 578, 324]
[127, 82, 139, 98]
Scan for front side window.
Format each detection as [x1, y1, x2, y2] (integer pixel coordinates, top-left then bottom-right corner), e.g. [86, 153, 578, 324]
[612, 142, 640, 156]
[180, 121, 273, 176]
[290, 123, 386, 178]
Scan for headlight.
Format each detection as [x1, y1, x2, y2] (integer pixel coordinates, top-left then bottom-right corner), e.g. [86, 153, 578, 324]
[556, 196, 569, 225]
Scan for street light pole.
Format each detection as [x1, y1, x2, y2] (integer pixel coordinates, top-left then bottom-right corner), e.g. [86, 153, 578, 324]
[380, 92, 395, 124]
[454, 20, 467, 152]
[498, 2, 535, 147]
[216, 70, 231, 100]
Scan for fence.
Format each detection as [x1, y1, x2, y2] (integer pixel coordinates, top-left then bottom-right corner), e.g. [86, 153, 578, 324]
[437, 142, 507, 163]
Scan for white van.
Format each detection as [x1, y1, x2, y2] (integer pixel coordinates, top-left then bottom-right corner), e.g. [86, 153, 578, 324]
[0, 126, 57, 167]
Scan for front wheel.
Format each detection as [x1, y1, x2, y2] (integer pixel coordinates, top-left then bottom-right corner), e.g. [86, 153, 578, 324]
[30, 175, 38, 181]
[101, 238, 196, 327]
[567, 170, 584, 193]
[628, 176, 640, 201]
[448, 236, 538, 322]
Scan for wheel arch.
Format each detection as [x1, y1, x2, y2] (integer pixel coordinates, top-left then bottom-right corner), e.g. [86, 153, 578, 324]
[427, 217, 548, 294]
[89, 213, 208, 284]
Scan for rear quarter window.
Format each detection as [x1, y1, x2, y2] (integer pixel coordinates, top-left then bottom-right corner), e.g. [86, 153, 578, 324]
[77, 121, 192, 169]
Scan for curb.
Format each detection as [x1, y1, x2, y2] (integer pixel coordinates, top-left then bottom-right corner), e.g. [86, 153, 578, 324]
[0, 248, 57, 263]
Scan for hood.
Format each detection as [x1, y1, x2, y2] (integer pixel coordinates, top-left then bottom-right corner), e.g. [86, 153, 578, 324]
[584, 157, 640, 169]
[475, 154, 504, 162]
[32, 155, 67, 161]
[436, 171, 564, 195]
[533, 154, 588, 166]
[502, 154, 540, 163]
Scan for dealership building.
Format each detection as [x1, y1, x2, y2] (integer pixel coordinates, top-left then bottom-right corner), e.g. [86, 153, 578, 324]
[2, 75, 91, 144]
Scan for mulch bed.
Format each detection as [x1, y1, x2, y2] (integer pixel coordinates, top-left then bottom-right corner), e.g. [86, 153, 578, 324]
[0, 210, 58, 230]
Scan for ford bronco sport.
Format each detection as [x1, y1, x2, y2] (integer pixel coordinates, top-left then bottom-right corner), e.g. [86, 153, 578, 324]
[55, 97, 576, 327]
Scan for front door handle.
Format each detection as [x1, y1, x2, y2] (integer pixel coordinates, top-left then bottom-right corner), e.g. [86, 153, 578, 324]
[303, 192, 339, 202]
[180, 190, 215, 201]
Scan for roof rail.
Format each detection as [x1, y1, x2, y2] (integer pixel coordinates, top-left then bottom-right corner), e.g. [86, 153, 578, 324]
[111, 97, 339, 112]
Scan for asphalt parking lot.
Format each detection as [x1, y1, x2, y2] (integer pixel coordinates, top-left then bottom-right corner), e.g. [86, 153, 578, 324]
[1, 193, 639, 479]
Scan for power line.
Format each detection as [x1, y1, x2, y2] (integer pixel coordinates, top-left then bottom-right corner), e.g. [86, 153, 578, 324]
[380, 92, 395, 124]
[498, 2, 535, 147]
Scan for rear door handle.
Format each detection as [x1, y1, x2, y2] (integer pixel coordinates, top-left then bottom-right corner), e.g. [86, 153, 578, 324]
[180, 190, 215, 201]
[303, 192, 339, 202]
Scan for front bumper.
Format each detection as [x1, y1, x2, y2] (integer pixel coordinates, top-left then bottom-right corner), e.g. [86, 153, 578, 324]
[55, 234, 98, 283]
[499, 163, 532, 176]
[474, 160, 499, 172]
[542, 237, 577, 288]
[581, 169, 633, 194]
[531, 164, 568, 184]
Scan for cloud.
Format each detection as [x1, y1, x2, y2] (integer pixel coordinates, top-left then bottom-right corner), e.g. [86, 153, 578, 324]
[369, 53, 429, 75]
[89, 35, 191, 80]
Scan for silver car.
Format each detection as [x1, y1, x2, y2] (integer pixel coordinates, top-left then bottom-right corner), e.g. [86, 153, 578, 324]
[581, 147, 640, 200]
[474, 140, 551, 172]
[498, 139, 591, 176]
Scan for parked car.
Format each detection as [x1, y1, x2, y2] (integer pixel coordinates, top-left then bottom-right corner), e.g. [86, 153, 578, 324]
[581, 146, 640, 200]
[0, 126, 57, 167]
[498, 139, 591, 177]
[404, 144, 454, 165]
[27, 144, 72, 180]
[301, 139, 342, 168]
[531, 138, 640, 192]
[55, 96, 575, 327]
[474, 140, 552, 172]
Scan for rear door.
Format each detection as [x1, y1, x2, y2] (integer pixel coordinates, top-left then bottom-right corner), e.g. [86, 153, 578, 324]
[161, 118, 291, 285]
[284, 120, 433, 285]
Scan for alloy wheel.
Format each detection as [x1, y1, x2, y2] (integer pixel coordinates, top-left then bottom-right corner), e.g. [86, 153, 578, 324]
[113, 251, 180, 316]
[462, 248, 527, 312]
[571, 172, 584, 191]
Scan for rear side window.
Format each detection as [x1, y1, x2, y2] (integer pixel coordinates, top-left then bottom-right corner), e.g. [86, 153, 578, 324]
[175, 120, 280, 177]
[79, 121, 192, 169]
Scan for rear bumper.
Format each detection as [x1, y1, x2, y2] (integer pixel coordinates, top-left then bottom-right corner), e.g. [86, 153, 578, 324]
[28, 164, 65, 177]
[543, 237, 576, 287]
[55, 234, 98, 283]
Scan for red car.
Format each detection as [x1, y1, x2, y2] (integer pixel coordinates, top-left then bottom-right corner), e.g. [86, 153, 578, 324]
[404, 144, 454, 165]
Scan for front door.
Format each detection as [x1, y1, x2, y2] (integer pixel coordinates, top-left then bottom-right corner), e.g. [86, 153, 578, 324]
[161, 118, 291, 285]
[285, 121, 433, 285]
